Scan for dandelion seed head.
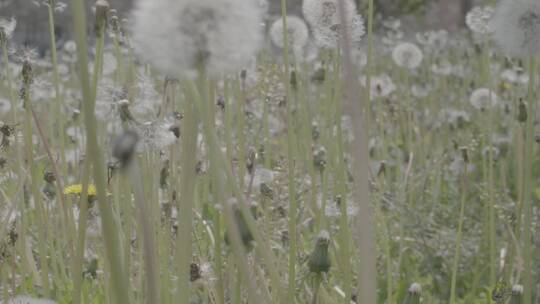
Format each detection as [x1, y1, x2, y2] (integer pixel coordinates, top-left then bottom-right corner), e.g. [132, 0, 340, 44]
[0, 98, 11, 116]
[415, 30, 448, 51]
[491, 0, 540, 57]
[131, 0, 263, 78]
[512, 284, 524, 295]
[360, 74, 396, 99]
[408, 283, 422, 294]
[136, 121, 177, 152]
[470, 88, 499, 110]
[312, 14, 365, 49]
[303, 0, 355, 29]
[466, 6, 494, 35]
[269, 16, 309, 55]
[391, 42, 423, 69]
[0, 17, 16, 42]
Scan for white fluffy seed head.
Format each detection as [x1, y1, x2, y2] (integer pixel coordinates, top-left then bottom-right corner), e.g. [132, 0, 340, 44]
[269, 16, 309, 54]
[408, 283, 422, 295]
[512, 284, 524, 295]
[0, 17, 16, 39]
[392, 42, 423, 69]
[491, 0, 540, 58]
[131, 0, 264, 78]
[470, 88, 499, 110]
[303, 0, 355, 29]
[466, 6, 494, 35]
[303, 0, 364, 48]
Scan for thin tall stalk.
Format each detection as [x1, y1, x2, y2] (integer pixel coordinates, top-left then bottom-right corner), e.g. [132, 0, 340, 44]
[337, 0, 378, 303]
[69, 0, 130, 302]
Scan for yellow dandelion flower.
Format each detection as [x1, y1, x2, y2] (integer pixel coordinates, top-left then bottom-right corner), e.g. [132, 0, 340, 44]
[64, 184, 98, 197]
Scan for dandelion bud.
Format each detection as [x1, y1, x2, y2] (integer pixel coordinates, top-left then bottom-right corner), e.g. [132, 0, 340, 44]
[246, 146, 257, 174]
[260, 182, 274, 200]
[216, 96, 226, 111]
[0, 29, 6, 46]
[110, 14, 120, 33]
[308, 230, 331, 274]
[311, 68, 326, 83]
[94, 0, 110, 35]
[190, 263, 202, 282]
[160, 159, 170, 189]
[290, 70, 297, 90]
[225, 207, 254, 250]
[518, 99, 527, 123]
[403, 283, 421, 304]
[118, 99, 136, 123]
[43, 171, 56, 184]
[83, 258, 99, 279]
[313, 146, 327, 172]
[377, 161, 386, 177]
[21, 60, 33, 86]
[0, 18, 16, 46]
[0, 156, 7, 169]
[510, 284, 523, 304]
[311, 121, 320, 141]
[240, 69, 247, 81]
[112, 130, 139, 168]
[460, 146, 469, 164]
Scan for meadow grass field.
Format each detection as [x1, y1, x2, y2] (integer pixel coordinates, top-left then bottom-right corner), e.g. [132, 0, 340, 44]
[0, 0, 538, 303]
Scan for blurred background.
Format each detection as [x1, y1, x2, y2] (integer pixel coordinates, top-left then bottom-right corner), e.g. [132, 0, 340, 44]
[1, 0, 484, 51]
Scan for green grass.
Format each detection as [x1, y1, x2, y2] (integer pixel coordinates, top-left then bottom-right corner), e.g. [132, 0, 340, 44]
[0, 1, 537, 304]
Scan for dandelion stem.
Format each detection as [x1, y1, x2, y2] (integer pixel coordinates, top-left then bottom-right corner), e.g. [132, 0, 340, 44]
[69, 0, 130, 302]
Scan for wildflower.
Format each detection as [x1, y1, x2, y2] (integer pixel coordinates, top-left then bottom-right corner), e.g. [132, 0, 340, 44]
[64, 184, 98, 197]
[491, 0, 540, 57]
[303, 0, 355, 30]
[312, 14, 365, 49]
[94, 0, 110, 35]
[470, 88, 499, 110]
[466, 6, 494, 35]
[360, 74, 396, 99]
[313, 145, 327, 172]
[269, 16, 309, 56]
[391, 42, 423, 69]
[32, 0, 67, 12]
[0, 17, 16, 45]
[131, 0, 263, 78]
[510, 284, 523, 304]
[403, 283, 421, 304]
[135, 121, 177, 152]
[0, 98, 12, 116]
[308, 230, 331, 274]
[415, 30, 448, 51]
[501, 67, 529, 84]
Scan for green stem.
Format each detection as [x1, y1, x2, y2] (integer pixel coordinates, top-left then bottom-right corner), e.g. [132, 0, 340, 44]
[176, 87, 198, 304]
[449, 157, 468, 304]
[69, 0, 130, 302]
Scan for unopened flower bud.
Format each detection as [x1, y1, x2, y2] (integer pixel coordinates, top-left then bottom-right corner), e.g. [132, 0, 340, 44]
[112, 130, 139, 168]
[308, 230, 331, 274]
[225, 205, 254, 250]
[518, 99, 527, 123]
[290, 70, 297, 90]
[94, 0, 110, 35]
[313, 146, 327, 172]
[460, 146, 469, 164]
[311, 67, 325, 83]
